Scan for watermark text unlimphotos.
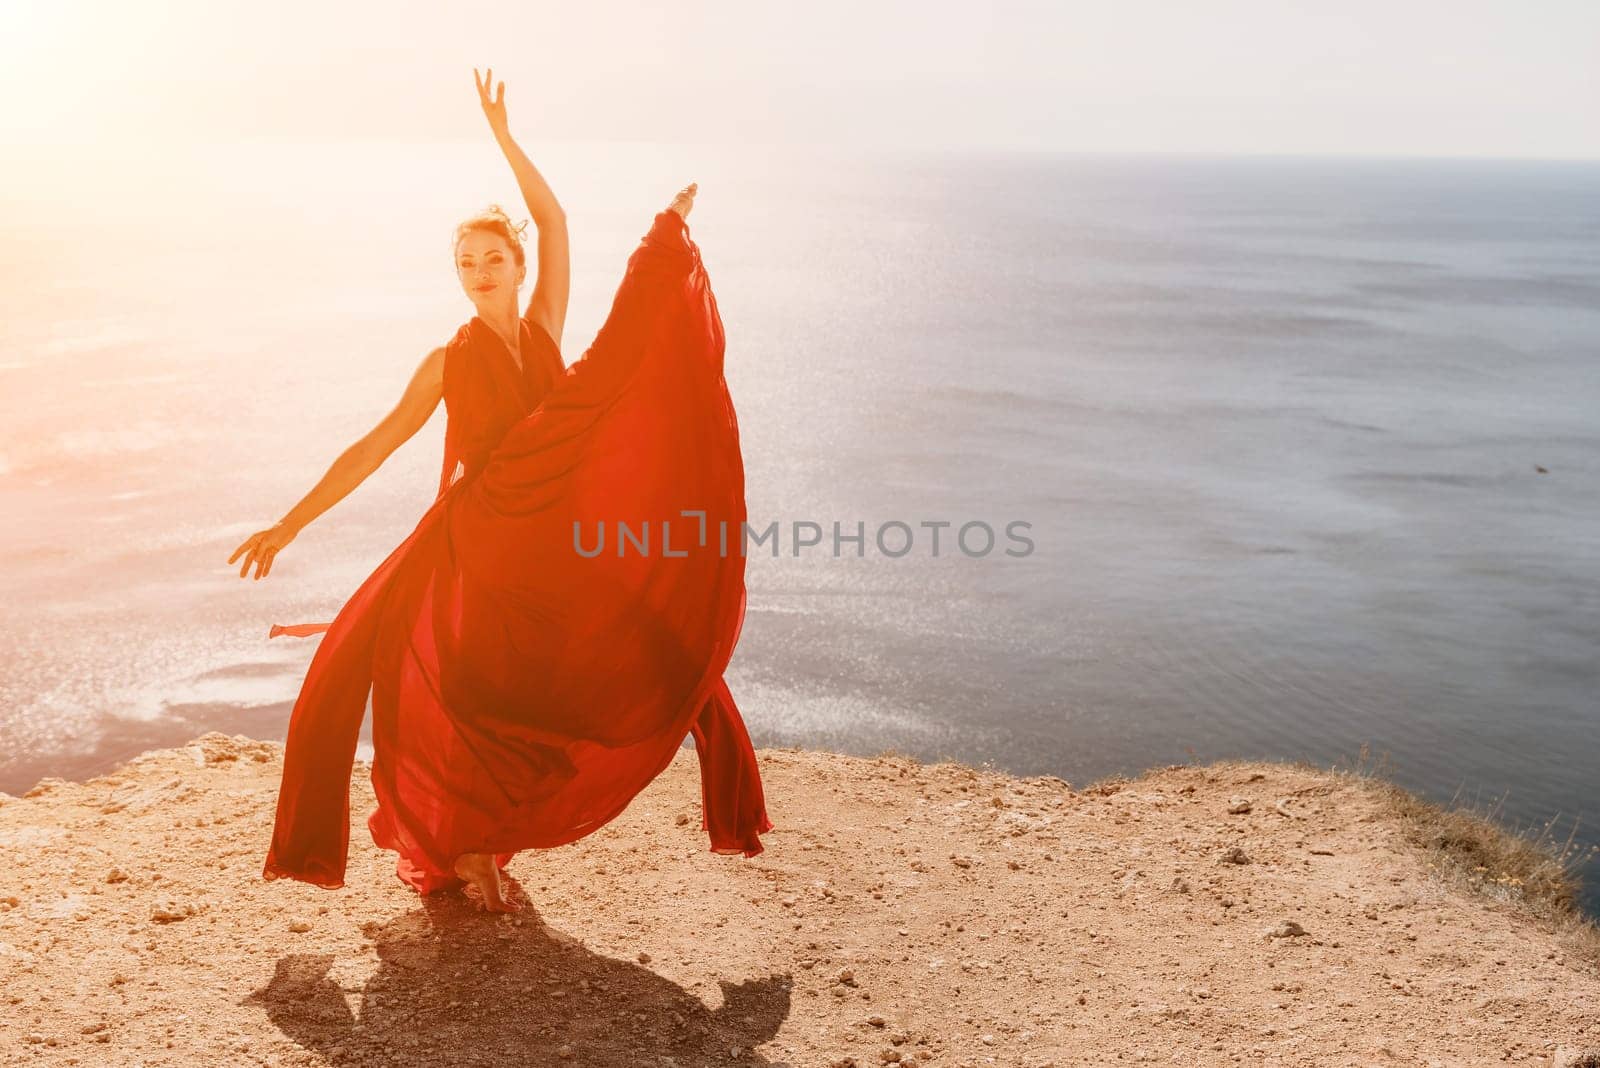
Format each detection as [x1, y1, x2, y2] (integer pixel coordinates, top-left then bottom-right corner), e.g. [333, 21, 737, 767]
[573, 513, 1034, 558]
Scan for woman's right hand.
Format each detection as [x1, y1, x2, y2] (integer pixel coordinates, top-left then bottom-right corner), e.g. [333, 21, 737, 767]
[474, 66, 510, 139]
[229, 521, 298, 581]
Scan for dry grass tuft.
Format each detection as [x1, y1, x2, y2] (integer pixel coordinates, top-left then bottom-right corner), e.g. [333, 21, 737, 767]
[1333, 742, 1600, 972]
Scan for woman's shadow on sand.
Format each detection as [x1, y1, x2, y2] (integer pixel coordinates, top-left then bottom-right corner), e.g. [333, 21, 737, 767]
[245, 882, 795, 1066]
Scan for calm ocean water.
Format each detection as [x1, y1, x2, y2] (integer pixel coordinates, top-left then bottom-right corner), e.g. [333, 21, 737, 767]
[2, 143, 1597, 911]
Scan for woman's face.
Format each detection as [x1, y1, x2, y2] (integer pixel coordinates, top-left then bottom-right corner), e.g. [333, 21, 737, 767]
[455, 230, 525, 311]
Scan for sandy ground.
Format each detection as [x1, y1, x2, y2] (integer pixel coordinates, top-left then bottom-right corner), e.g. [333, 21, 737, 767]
[2, 733, 1599, 1067]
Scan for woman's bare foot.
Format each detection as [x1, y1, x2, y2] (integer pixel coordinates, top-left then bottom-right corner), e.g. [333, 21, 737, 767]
[453, 852, 521, 913]
[667, 182, 697, 220]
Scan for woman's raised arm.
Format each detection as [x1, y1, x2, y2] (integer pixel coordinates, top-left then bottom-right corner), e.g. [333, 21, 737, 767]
[475, 67, 571, 350]
[228, 347, 445, 580]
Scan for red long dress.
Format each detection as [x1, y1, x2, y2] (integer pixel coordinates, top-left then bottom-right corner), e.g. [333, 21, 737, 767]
[262, 209, 772, 894]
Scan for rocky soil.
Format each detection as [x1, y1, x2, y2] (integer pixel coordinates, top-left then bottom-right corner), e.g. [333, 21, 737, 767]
[3, 734, 1599, 1066]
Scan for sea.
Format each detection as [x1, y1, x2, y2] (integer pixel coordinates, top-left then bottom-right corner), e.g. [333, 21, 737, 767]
[2, 141, 1596, 913]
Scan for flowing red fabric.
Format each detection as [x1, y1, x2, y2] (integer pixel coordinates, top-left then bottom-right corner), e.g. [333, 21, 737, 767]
[262, 210, 772, 893]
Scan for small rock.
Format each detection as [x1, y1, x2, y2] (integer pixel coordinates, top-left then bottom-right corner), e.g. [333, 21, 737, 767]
[637, 951, 652, 964]
[1219, 847, 1251, 865]
[1267, 921, 1308, 939]
[288, 919, 312, 933]
[1227, 798, 1253, 815]
[151, 899, 195, 924]
[106, 868, 129, 884]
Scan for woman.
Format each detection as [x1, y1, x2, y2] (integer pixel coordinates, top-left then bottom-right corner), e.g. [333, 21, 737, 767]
[228, 69, 772, 912]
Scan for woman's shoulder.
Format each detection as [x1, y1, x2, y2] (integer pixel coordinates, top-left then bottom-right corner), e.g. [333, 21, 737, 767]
[522, 314, 560, 353]
[446, 318, 477, 352]
[522, 314, 566, 377]
[439, 320, 476, 395]
[421, 344, 447, 377]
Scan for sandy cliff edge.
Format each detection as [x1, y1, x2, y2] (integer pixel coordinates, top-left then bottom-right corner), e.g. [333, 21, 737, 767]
[2, 734, 1599, 1068]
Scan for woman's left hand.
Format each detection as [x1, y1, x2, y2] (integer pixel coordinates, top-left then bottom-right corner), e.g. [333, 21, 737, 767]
[474, 67, 510, 138]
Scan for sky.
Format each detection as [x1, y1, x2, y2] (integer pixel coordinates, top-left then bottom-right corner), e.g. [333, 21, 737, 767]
[1, 0, 1597, 158]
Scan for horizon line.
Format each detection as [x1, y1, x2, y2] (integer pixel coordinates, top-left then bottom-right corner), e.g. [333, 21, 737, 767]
[8, 134, 1600, 166]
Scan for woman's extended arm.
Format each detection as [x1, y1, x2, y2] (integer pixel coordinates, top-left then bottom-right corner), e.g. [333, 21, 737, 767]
[228, 347, 445, 580]
[475, 68, 571, 349]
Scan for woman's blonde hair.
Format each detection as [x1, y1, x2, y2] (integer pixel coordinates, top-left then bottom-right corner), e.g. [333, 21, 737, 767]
[453, 204, 530, 268]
